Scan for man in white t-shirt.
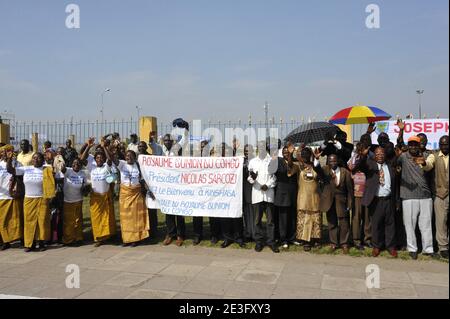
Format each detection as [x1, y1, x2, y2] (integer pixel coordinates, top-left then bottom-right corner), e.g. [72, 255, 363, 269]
[127, 134, 139, 154]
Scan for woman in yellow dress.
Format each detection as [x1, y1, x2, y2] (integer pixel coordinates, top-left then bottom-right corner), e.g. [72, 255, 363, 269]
[7, 152, 55, 252]
[107, 148, 150, 247]
[61, 158, 88, 246]
[287, 147, 323, 251]
[80, 138, 116, 247]
[0, 145, 22, 250]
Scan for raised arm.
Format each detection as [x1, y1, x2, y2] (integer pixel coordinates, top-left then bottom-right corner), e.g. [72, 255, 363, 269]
[6, 151, 16, 175]
[79, 137, 95, 161]
[352, 146, 371, 174]
[366, 122, 376, 135]
[396, 119, 406, 149]
[101, 140, 115, 166]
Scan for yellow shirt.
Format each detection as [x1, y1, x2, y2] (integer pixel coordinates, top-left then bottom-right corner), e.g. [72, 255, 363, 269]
[17, 152, 35, 166]
[424, 151, 449, 170]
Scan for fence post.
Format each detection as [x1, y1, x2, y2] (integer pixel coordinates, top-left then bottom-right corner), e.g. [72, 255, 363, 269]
[32, 132, 39, 152]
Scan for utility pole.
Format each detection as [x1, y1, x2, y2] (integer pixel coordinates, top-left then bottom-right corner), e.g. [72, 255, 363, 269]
[416, 89, 424, 119]
[264, 101, 269, 139]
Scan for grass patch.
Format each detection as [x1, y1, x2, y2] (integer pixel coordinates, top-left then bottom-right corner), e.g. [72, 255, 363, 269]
[80, 197, 448, 263]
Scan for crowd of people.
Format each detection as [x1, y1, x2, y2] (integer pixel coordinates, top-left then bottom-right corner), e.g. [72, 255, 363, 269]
[0, 119, 448, 261]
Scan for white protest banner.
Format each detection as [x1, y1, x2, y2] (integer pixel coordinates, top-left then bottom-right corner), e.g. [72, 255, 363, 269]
[139, 155, 243, 218]
[370, 118, 449, 150]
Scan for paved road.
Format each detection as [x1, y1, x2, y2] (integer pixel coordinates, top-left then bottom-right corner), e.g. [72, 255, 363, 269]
[0, 244, 448, 299]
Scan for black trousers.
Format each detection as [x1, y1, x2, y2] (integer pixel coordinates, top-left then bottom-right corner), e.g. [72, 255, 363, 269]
[193, 217, 222, 240]
[165, 214, 185, 238]
[273, 206, 280, 242]
[352, 197, 372, 244]
[50, 190, 64, 243]
[243, 202, 255, 241]
[253, 202, 275, 246]
[193, 217, 203, 240]
[326, 200, 350, 246]
[221, 217, 244, 244]
[369, 196, 396, 250]
[276, 205, 297, 244]
[148, 209, 158, 238]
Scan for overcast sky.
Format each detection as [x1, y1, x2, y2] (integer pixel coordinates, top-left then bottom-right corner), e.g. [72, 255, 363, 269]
[0, 0, 448, 124]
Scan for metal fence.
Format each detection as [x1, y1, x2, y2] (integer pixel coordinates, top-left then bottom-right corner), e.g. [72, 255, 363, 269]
[6, 117, 368, 150]
[8, 118, 138, 149]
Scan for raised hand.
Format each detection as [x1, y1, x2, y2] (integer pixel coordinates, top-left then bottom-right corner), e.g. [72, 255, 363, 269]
[287, 143, 295, 154]
[313, 148, 322, 160]
[367, 122, 376, 134]
[414, 156, 426, 166]
[397, 119, 405, 130]
[87, 137, 95, 147]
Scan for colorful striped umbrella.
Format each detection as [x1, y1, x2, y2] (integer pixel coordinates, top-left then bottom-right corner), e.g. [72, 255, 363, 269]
[329, 105, 391, 125]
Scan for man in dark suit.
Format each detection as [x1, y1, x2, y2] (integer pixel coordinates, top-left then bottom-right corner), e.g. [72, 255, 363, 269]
[355, 146, 398, 257]
[319, 154, 354, 253]
[274, 146, 298, 249]
[242, 144, 255, 242]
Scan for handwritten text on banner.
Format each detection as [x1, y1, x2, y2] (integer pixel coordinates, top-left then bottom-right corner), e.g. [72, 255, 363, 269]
[139, 155, 243, 218]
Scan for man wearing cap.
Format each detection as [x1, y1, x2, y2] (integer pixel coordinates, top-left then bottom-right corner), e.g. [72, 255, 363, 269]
[397, 135, 437, 259]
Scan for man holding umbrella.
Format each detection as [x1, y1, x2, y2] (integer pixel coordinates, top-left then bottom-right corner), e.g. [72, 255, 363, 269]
[319, 129, 354, 168]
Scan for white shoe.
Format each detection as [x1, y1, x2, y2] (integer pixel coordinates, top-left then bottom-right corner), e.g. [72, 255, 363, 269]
[292, 241, 301, 246]
[282, 244, 289, 249]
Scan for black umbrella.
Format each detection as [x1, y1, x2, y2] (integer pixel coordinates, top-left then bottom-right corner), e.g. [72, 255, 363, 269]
[284, 122, 339, 144]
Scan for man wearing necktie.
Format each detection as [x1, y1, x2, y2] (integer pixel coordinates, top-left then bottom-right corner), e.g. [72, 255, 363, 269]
[355, 147, 398, 257]
[318, 154, 354, 253]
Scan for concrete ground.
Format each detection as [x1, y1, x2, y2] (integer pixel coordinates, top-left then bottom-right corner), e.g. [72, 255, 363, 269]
[0, 243, 448, 299]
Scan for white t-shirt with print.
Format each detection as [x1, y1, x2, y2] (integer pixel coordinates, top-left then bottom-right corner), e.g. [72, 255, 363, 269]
[15, 165, 48, 198]
[0, 160, 16, 200]
[117, 160, 140, 186]
[87, 156, 111, 194]
[64, 168, 87, 203]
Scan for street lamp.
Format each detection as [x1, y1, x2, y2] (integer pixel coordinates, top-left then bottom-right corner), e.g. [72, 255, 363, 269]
[100, 88, 111, 123]
[136, 105, 142, 120]
[136, 105, 142, 131]
[100, 88, 111, 135]
[416, 89, 424, 119]
[263, 101, 269, 139]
